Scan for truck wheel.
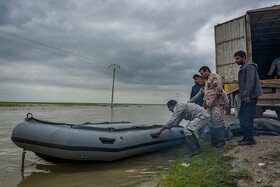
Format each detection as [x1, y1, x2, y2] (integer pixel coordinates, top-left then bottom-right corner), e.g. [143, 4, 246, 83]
[255, 106, 263, 118]
[234, 94, 241, 118]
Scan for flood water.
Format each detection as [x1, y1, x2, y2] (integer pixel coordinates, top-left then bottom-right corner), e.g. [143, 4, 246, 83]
[0, 105, 188, 187]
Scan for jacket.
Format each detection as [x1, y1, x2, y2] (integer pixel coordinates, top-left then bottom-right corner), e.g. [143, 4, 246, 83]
[204, 73, 225, 105]
[190, 84, 204, 106]
[164, 103, 210, 129]
[238, 61, 263, 100]
[189, 86, 229, 105]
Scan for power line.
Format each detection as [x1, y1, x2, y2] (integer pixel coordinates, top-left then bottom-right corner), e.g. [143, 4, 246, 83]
[119, 68, 135, 76]
[0, 30, 101, 66]
[1, 31, 96, 63]
[0, 36, 68, 57]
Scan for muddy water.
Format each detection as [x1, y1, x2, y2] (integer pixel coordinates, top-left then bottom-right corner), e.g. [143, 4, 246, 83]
[0, 105, 188, 187]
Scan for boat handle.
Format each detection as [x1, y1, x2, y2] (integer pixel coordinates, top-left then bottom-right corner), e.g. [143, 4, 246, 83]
[27, 113, 33, 119]
[99, 137, 116, 144]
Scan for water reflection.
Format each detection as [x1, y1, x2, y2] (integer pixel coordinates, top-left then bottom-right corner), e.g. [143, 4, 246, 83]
[18, 146, 183, 187]
[110, 108, 114, 122]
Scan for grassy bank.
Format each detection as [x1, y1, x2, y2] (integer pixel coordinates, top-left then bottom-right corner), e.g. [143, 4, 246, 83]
[156, 141, 250, 186]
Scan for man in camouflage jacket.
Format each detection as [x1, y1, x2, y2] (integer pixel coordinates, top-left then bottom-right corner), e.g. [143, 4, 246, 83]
[199, 66, 226, 148]
[152, 100, 210, 158]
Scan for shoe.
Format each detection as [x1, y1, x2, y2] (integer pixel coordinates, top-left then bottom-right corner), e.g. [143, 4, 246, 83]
[215, 142, 225, 148]
[237, 137, 246, 144]
[183, 152, 198, 158]
[206, 142, 216, 146]
[238, 139, 256, 146]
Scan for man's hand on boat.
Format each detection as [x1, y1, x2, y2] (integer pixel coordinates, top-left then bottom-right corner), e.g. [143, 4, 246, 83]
[151, 126, 167, 138]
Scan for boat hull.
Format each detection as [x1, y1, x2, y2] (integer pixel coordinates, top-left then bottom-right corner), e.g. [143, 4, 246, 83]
[11, 117, 185, 161]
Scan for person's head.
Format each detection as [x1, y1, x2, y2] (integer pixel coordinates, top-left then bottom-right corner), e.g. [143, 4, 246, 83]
[193, 74, 202, 85]
[234, 51, 247, 65]
[199, 66, 211, 79]
[167, 100, 177, 112]
[199, 77, 206, 86]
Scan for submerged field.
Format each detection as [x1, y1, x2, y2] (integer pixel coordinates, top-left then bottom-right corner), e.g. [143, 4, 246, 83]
[0, 102, 159, 107]
[0, 102, 110, 107]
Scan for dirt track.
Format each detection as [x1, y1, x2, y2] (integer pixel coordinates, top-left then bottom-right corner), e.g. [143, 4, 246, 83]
[224, 111, 280, 187]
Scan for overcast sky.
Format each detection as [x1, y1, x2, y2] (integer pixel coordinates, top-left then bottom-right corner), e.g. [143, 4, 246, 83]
[0, 0, 278, 104]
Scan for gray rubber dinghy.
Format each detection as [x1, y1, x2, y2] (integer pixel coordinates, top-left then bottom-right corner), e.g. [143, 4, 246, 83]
[11, 113, 185, 162]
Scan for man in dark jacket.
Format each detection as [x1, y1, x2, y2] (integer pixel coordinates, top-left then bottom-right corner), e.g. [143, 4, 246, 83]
[190, 74, 204, 106]
[234, 51, 263, 145]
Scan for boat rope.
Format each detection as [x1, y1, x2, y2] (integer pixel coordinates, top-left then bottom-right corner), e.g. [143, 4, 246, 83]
[21, 149, 26, 172]
[23, 113, 180, 132]
[25, 113, 131, 126]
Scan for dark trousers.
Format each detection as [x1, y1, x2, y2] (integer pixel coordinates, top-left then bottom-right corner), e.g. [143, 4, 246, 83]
[238, 97, 258, 141]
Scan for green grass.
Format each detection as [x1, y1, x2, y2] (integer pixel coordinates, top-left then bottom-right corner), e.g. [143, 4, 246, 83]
[155, 141, 250, 187]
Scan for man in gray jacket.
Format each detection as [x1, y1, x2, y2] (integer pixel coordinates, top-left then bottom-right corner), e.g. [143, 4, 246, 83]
[152, 100, 211, 158]
[234, 51, 263, 145]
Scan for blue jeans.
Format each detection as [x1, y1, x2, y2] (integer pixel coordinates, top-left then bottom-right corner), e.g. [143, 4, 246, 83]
[238, 97, 258, 141]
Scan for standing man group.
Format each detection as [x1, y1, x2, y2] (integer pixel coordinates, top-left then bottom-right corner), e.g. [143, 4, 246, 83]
[152, 50, 262, 159]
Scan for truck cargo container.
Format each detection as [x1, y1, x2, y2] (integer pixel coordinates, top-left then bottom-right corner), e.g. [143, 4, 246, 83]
[214, 5, 280, 118]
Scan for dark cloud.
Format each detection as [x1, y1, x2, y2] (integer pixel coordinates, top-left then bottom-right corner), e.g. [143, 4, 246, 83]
[0, 0, 278, 103]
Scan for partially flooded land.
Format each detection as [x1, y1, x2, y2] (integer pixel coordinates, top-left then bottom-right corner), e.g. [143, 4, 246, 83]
[0, 101, 121, 107]
[1, 104, 279, 186]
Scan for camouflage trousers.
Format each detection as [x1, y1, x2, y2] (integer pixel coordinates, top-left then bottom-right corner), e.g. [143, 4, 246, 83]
[184, 117, 211, 136]
[207, 105, 225, 128]
[267, 61, 280, 76]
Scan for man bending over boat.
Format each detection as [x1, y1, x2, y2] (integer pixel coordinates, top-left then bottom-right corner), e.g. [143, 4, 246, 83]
[152, 100, 211, 158]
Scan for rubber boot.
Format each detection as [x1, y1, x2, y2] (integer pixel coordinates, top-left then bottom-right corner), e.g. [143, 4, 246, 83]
[183, 136, 198, 158]
[215, 127, 225, 148]
[207, 127, 216, 146]
[197, 127, 203, 138]
[192, 133, 200, 149]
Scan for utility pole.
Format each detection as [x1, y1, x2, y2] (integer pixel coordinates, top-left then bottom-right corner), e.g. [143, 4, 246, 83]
[109, 64, 120, 108]
[176, 93, 179, 102]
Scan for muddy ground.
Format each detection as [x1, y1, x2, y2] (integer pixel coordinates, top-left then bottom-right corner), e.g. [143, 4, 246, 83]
[224, 111, 280, 187]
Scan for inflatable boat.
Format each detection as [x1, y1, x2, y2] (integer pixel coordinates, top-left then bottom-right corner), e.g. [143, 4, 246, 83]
[11, 113, 185, 162]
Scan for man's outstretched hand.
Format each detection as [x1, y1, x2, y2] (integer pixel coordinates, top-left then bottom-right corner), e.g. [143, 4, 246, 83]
[151, 131, 161, 138]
